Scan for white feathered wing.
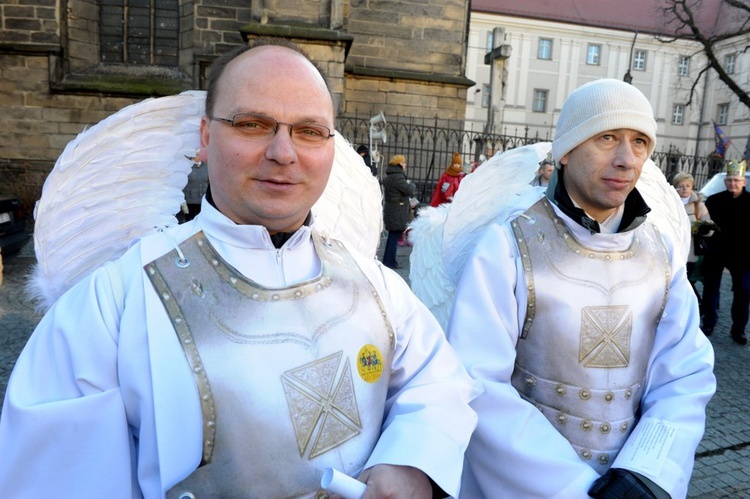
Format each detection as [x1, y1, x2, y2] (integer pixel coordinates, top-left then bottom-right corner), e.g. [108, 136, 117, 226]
[28, 90, 383, 312]
[409, 142, 550, 329]
[312, 133, 383, 259]
[409, 142, 690, 331]
[28, 91, 205, 311]
[636, 158, 691, 264]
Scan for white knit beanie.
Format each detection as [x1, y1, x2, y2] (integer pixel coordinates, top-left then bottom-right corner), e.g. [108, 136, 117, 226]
[552, 79, 657, 166]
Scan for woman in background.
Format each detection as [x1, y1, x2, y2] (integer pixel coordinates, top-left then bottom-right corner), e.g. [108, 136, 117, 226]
[381, 154, 415, 269]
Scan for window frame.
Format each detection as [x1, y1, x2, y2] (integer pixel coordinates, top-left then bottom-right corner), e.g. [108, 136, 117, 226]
[633, 50, 647, 71]
[672, 104, 685, 125]
[717, 103, 729, 126]
[537, 38, 553, 60]
[677, 56, 690, 77]
[532, 89, 549, 113]
[586, 44, 601, 65]
[724, 53, 736, 75]
[53, 0, 192, 96]
[481, 84, 491, 108]
[100, 0, 180, 67]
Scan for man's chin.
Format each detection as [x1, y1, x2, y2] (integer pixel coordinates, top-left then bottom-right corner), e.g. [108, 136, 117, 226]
[255, 210, 308, 233]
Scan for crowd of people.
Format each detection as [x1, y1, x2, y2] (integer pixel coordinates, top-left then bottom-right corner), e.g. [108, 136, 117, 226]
[670, 162, 749, 346]
[1, 37, 742, 498]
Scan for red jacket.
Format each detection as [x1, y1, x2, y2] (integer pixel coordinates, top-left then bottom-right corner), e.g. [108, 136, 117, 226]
[430, 170, 465, 207]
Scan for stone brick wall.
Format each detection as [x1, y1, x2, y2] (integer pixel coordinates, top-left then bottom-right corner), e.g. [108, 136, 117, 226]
[0, 1, 58, 46]
[0, 51, 139, 221]
[343, 0, 470, 120]
[345, 74, 467, 121]
[0, 0, 472, 218]
[346, 0, 466, 76]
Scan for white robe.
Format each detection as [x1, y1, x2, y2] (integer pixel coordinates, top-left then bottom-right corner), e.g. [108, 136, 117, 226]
[0, 199, 480, 498]
[447, 202, 715, 499]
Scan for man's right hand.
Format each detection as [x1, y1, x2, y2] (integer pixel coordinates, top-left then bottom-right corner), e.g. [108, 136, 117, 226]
[328, 464, 432, 499]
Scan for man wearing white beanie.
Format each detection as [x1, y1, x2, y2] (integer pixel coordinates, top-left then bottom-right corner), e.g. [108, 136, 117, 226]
[443, 79, 715, 498]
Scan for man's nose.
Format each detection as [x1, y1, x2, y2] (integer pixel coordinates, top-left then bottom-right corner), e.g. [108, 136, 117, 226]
[614, 141, 640, 168]
[265, 124, 298, 163]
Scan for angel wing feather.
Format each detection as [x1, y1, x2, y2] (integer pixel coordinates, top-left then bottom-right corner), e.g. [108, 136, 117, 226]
[409, 142, 550, 329]
[408, 204, 453, 327]
[441, 142, 551, 285]
[312, 133, 383, 259]
[29, 90, 205, 311]
[636, 159, 691, 264]
[29, 90, 383, 312]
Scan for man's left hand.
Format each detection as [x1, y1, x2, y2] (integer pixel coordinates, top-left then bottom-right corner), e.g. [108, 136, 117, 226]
[329, 464, 432, 499]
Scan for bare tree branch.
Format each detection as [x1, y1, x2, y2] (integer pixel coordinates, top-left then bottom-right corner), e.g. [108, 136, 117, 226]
[659, 0, 750, 111]
[683, 65, 710, 107]
[724, 0, 750, 14]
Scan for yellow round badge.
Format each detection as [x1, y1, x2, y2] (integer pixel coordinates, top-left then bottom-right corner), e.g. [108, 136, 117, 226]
[357, 344, 384, 383]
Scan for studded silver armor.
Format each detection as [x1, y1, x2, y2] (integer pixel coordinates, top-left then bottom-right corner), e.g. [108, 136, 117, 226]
[146, 232, 395, 498]
[509, 199, 670, 474]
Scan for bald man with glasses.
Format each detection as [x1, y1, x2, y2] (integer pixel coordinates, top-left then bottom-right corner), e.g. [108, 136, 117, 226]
[0, 39, 479, 498]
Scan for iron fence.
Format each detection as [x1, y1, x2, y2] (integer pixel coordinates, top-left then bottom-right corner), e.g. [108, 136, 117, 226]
[336, 114, 729, 203]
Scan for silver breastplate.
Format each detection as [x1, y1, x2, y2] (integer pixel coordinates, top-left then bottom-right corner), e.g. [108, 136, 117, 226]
[146, 232, 395, 498]
[510, 200, 670, 474]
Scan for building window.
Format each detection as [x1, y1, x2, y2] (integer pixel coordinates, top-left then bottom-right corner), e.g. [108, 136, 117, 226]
[538, 38, 552, 60]
[672, 104, 684, 125]
[482, 84, 491, 108]
[633, 50, 647, 71]
[725, 53, 736, 74]
[677, 56, 690, 76]
[586, 44, 601, 65]
[717, 103, 729, 125]
[486, 31, 494, 52]
[533, 89, 548, 112]
[100, 0, 179, 66]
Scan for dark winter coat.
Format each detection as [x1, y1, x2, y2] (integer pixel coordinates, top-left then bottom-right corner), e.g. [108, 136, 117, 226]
[382, 164, 415, 232]
[705, 189, 750, 269]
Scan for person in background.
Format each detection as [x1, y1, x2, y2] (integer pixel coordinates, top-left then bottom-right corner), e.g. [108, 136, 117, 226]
[429, 152, 465, 207]
[471, 154, 488, 173]
[0, 39, 479, 498]
[672, 171, 714, 306]
[530, 158, 555, 187]
[397, 197, 417, 248]
[445, 78, 715, 498]
[357, 144, 377, 177]
[381, 154, 415, 269]
[700, 160, 750, 344]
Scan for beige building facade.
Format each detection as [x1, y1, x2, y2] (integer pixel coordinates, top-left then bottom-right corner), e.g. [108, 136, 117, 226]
[465, 2, 750, 171]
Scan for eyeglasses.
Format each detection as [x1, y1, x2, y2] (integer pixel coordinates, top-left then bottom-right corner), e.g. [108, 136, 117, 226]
[209, 112, 334, 147]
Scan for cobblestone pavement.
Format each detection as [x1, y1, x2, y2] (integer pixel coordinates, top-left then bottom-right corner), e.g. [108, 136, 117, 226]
[1, 237, 748, 496]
